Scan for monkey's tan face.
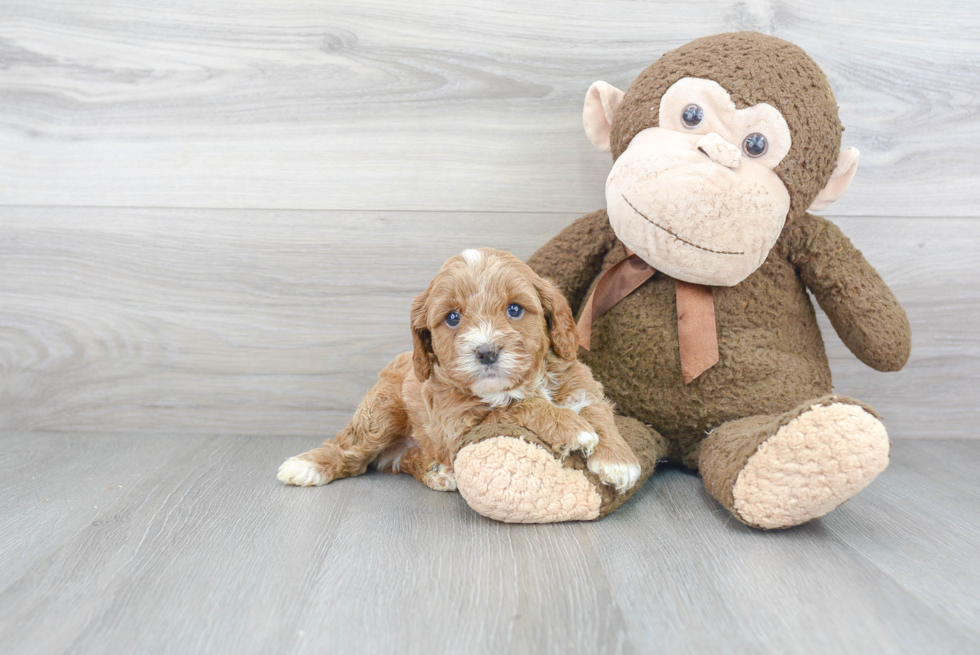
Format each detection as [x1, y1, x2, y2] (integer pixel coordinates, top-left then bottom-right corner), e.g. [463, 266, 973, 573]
[604, 78, 793, 286]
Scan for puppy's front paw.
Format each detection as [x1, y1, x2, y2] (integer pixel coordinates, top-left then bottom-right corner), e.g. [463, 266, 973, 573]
[278, 457, 331, 487]
[423, 464, 457, 492]
[575, 431, 599, 457]
[587, 456, 641, 494]
[553, 430, 598, 460]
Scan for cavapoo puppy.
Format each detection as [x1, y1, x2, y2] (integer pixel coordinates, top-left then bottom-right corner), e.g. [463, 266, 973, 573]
[278, 248, 641, 494]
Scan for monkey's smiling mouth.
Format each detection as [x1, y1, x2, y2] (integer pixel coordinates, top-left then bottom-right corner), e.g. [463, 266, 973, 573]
[621, 194, 744, 256]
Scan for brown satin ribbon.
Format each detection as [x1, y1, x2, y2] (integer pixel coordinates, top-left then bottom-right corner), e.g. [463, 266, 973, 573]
[575, 248, 720, 384]
[674, 279, 719, 384]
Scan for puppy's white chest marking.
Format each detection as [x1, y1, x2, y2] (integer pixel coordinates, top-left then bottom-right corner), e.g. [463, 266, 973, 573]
[534, 374, 592, 414]
[559, 390, 592, 415]
[537, 381, 554, 404]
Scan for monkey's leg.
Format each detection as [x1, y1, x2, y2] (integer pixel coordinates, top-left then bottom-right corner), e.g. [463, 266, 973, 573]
[485, 397, 600, 459]
[277, 359, 410, 487]
[698, 395, 890, 530]
[452, 416, 668, 523]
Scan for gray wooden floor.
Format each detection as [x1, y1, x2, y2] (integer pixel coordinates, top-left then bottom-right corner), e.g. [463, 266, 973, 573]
[0, 435, 977, 654]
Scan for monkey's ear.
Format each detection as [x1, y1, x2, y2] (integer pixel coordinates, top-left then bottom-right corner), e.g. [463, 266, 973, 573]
[583, 81, 626, 152]
[410, 291, 434, 382]
[807, 148, 860, 212]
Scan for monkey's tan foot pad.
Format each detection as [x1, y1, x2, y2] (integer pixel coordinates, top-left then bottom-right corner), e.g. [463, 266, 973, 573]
[733, 402, 890, 530]
[454, 437, 601, 523]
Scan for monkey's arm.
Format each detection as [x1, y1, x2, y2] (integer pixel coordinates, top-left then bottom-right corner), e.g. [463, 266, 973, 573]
[527, 209, 619, 314]
[788, 213, 911, 372]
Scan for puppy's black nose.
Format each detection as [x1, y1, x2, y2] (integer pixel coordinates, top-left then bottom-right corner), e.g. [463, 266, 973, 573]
[475, 345, 500, 366]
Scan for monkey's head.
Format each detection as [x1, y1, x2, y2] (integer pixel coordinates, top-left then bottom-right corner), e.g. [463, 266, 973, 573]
[585, 32, 859, 286]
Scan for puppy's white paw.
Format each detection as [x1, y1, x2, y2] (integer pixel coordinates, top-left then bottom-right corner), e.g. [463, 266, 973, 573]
[424, 464, 457, 492]
[278, 458, 330, 487]
[587, 457, 641, 493]
[575, 431, 599, 457]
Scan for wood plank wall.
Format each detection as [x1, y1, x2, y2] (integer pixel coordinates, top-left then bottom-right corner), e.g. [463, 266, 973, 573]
[1, 0, 978, 438]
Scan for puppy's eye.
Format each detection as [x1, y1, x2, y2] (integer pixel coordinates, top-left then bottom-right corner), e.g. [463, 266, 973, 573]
[682, 104, 704, 128]
[445, 310, 461, 327]
[506, 303, 524, 319]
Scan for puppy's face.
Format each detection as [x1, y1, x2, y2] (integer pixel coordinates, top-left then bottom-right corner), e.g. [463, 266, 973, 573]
[411, 248, 578, 396]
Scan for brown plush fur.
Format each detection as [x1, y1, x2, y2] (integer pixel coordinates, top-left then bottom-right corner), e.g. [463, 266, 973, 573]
[609, 32, 844, 220]
[457, 32, 911, 527]
[529, 208, 910, 467]
[278, 249, 640, 493]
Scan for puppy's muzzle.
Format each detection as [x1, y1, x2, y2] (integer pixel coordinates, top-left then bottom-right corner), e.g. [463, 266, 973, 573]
[475, 344, 500, 367]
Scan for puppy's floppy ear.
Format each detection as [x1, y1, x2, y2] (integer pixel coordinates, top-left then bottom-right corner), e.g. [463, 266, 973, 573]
[533, 274, 579, 361]
[410, 290, 435, 381]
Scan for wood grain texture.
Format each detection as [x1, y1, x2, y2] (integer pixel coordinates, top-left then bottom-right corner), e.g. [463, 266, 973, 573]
[0, 433, 213, 590]
[821, 439, 980, 639]
[0, 207, 570, 435]
[817, 216, 980, 438]
[1, 208, 975, 438]
[0, 0, 977, 215]
[0, 433, 977, 654]
[1, 4, 976, 652]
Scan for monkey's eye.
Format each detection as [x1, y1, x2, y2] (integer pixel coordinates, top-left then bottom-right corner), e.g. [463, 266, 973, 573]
[506, 303, 524, 319]
[681, 104, 704, 128]
[743, 133, 768, 158]
[445, 310, 461, 327]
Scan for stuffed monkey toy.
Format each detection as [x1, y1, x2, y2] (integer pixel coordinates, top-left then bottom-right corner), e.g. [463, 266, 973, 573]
[450, 32, 911, 529]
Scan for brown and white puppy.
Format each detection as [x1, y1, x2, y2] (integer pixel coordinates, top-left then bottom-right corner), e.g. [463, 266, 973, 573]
[277, 248, 641, 494]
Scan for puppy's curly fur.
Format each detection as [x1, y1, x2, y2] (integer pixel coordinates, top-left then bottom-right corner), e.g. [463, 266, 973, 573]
[278, 248, 641, 494]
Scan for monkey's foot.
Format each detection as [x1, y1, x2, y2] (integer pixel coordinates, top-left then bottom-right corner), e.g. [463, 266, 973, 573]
[454, 436, 601, 523]
[703, 397, 891, 530]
